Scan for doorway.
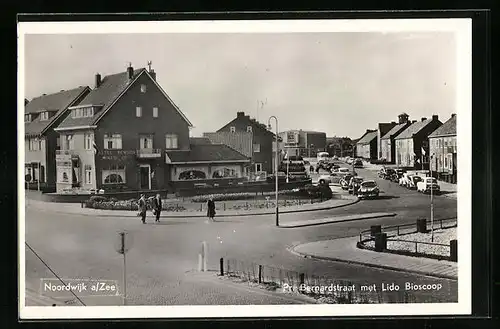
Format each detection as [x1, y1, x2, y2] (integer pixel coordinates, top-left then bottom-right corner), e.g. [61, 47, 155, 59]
[139, 164, 151, 190]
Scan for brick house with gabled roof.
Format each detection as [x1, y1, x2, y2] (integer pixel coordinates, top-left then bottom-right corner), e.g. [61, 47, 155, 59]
[394, 115, 442, 169]
[53, 64, 249, 193]
[380, 113, 412, 163]
[215, 111, 278, 175]
[24, 86, 91, 191]
[428, 114, 457, 183]
[355, 129, 377, 160]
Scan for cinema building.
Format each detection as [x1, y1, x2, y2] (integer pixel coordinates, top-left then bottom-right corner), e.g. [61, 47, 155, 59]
[53, 65, 249, 194]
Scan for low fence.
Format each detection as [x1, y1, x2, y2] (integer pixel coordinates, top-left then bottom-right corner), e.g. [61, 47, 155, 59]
[358, 218, 458, 261]
[220, 258, 421, 304]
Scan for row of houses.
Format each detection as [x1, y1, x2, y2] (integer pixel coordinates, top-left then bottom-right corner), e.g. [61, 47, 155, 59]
[355, 112, 457, 183]
[24, 64, 329, 194]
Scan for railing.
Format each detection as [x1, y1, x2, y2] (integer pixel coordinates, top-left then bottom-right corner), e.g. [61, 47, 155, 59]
[220, 258, 421, 304]
[136, 148, 162, 158]
[359, 217, 457, 243]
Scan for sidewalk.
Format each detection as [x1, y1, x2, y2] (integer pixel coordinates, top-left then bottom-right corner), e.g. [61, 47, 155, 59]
[290, 236, 457, 280]
[279, 212, 396, 228]
[25, 195, 359, 218]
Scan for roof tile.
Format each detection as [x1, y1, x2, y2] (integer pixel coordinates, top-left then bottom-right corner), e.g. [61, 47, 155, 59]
[429, 115, 456, 137]
[356, 131, 377, 145]
[166, 144, 250, 163]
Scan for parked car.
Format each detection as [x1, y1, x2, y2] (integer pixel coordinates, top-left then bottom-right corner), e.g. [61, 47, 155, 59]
[348, 176, 364, 194]
[318, 172, 341, 185]
[329, 164, 340, 172]
[353, 159, 363, 168]
[417, 177, 440, 194]
[407, 175, 423, 189]
[383, 168, 396, 180]
[378, 167, 388, 178]
[346, 157, 353, 164]
[340, 174, 353, 190]
[334, 167, 351, 174]
[357, 180, 380, 199]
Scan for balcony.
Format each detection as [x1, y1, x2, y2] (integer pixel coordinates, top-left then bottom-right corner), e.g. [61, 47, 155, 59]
[136, 148, 162, 159]
[55, 149, 79, 160]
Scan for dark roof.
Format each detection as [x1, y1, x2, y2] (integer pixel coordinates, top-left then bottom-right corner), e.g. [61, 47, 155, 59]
[57, 69, 146, 129]
[24, 86, 90, 136]
[190, 137, 212, 145]
[380, 123, 409, 140]
[57, 68, 192, 129]
[395, 118, 438, 140]
[429, 115, 456, 138]
[166, 144, 250, 163]
[357, 131, 377, 145]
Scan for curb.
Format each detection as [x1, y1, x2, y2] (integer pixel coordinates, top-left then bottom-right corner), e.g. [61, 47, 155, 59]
[279, 211, 394, 228]
[288, 245, 458, 281]
[28, 197, 360, 219]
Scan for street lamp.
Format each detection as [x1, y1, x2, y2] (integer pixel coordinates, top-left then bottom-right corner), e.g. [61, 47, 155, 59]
[430, 153, 435, 242]
[268, 116, 279, 227]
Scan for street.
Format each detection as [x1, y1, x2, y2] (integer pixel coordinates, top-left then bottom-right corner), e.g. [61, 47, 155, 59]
[24, 162, 458, 305]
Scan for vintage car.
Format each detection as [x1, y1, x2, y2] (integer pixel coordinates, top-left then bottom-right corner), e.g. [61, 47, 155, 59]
[353, 159, 364, 168]
[348, 176, 364, 194]
[357, 180, 380, 199]
[318, 172, 341, 185]
[417, 177, 441, 194]
[407, 175, 423, 189]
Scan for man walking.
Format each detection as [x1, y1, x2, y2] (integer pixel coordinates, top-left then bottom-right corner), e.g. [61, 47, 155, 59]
[153, 193, 162, 223]
[138, 194, 147, 224]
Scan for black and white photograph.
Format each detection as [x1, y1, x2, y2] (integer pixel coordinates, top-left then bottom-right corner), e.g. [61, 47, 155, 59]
[18, 19, 472, 319]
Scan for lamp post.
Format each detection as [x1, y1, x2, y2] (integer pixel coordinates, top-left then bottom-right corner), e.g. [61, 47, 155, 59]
[430, 153, 435, 242]
[268, 116, 279, 227]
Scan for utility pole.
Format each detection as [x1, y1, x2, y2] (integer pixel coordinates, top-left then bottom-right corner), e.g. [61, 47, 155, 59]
[268, 116, 279, 227]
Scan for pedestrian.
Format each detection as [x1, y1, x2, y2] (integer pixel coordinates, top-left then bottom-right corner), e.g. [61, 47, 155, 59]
[138, 194, 147, 224]
[206, 198, 216, 222]
[309, 165, 314, 173]
[153, 193, 162, 223]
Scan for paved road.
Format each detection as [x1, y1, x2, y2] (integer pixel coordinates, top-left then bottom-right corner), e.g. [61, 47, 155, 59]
[24, 163, 458, 306]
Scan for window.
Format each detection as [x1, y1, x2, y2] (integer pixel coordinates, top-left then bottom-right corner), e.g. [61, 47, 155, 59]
[65, 134, 74, 150]
[104, 134, 122, 150]
[230, 126, 236, 133]
[139, 134, 153, 149]
[40, 111, 49, 121]
[102, 164, 126, 184]
[136, 106, 142, 117]
[247, 126, 252, 133]
[212, 168, 238, 179]
[165, 134, 178, 149]
[29, 138, 41, 151]
[255, 163, 262, 172]
[24, 114, 31, 123]
[84, 133, 93, 150]
[84, 165, 92, 184]
[141, 84, 147, 93]
[178, 170, 206, 180]
[253, 144, 261, 153]
[153, 107, 158, 118]
[71, 107, 93, 118]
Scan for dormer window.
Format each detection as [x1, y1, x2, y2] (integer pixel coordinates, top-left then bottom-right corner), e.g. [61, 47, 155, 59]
[24, 114, 31, 123]
[40, 111, 50, 121]
[71, 106, 94, 118]
[246, 126, 252, 133]
[141, 84, 147, 93]
[230, 126, 236, 133]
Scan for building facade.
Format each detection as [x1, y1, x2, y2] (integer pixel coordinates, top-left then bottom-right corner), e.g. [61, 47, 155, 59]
[377, 122, 398, 159]
[355, 130, 377, 160]
[53, 65, 249, 194]
[279, 130, 327, 158]
[24, 86, 91, 192]
[394, 115, 443, 169]
[428, 114, 457, 183]
[380, 113, 411, 163]
[326, 137, 355, 158]
[216, 111, 275, 174]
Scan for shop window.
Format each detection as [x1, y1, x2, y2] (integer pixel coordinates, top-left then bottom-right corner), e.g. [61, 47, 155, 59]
[178, 170, 206, 180]
[102, 165, 126, 184]
[212, 168, 237, 179]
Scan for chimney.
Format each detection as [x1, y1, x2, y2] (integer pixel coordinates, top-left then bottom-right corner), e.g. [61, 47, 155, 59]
[432, 115, 439, 121]
[95, 73, 102, 88]
[237, 111, 245, 118]
[391, 121, 396, 125]
[451, 113, 456, 118]
[421, 117, 427, 122]
[412, 120, 417, 123]
[149, 69, 156, 81]
[398, 113, 409, 124]
[127, 64, 134, 80]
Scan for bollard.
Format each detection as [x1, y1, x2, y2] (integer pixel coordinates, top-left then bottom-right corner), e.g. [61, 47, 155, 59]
[416, 218, 427, 233]
[224, 203, 226, 211]
[220, 258, 224, 276]
[81, 201, 84, 208]
[374, 233, 387, 252]
[258, 265, 263, 283]
[200, 204, 203, 212]
[202, 241, 208, 272]
[450, 239, 458, 262]
[198, 254, 203, 272]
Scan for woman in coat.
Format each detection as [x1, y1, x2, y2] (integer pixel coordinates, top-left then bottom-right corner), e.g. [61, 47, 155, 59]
[138, 194, 147, 224]
[206, 198, 216, 222]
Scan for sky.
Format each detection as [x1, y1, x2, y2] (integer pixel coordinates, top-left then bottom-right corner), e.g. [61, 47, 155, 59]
[23, 32, 456, 138]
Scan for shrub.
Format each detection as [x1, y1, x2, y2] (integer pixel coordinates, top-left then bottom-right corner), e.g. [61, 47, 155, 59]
[191, 190, 300, 203]
[89, 195, 107, 203]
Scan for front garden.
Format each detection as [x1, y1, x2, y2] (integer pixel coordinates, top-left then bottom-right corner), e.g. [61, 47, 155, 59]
[83, 184, 334, 212]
